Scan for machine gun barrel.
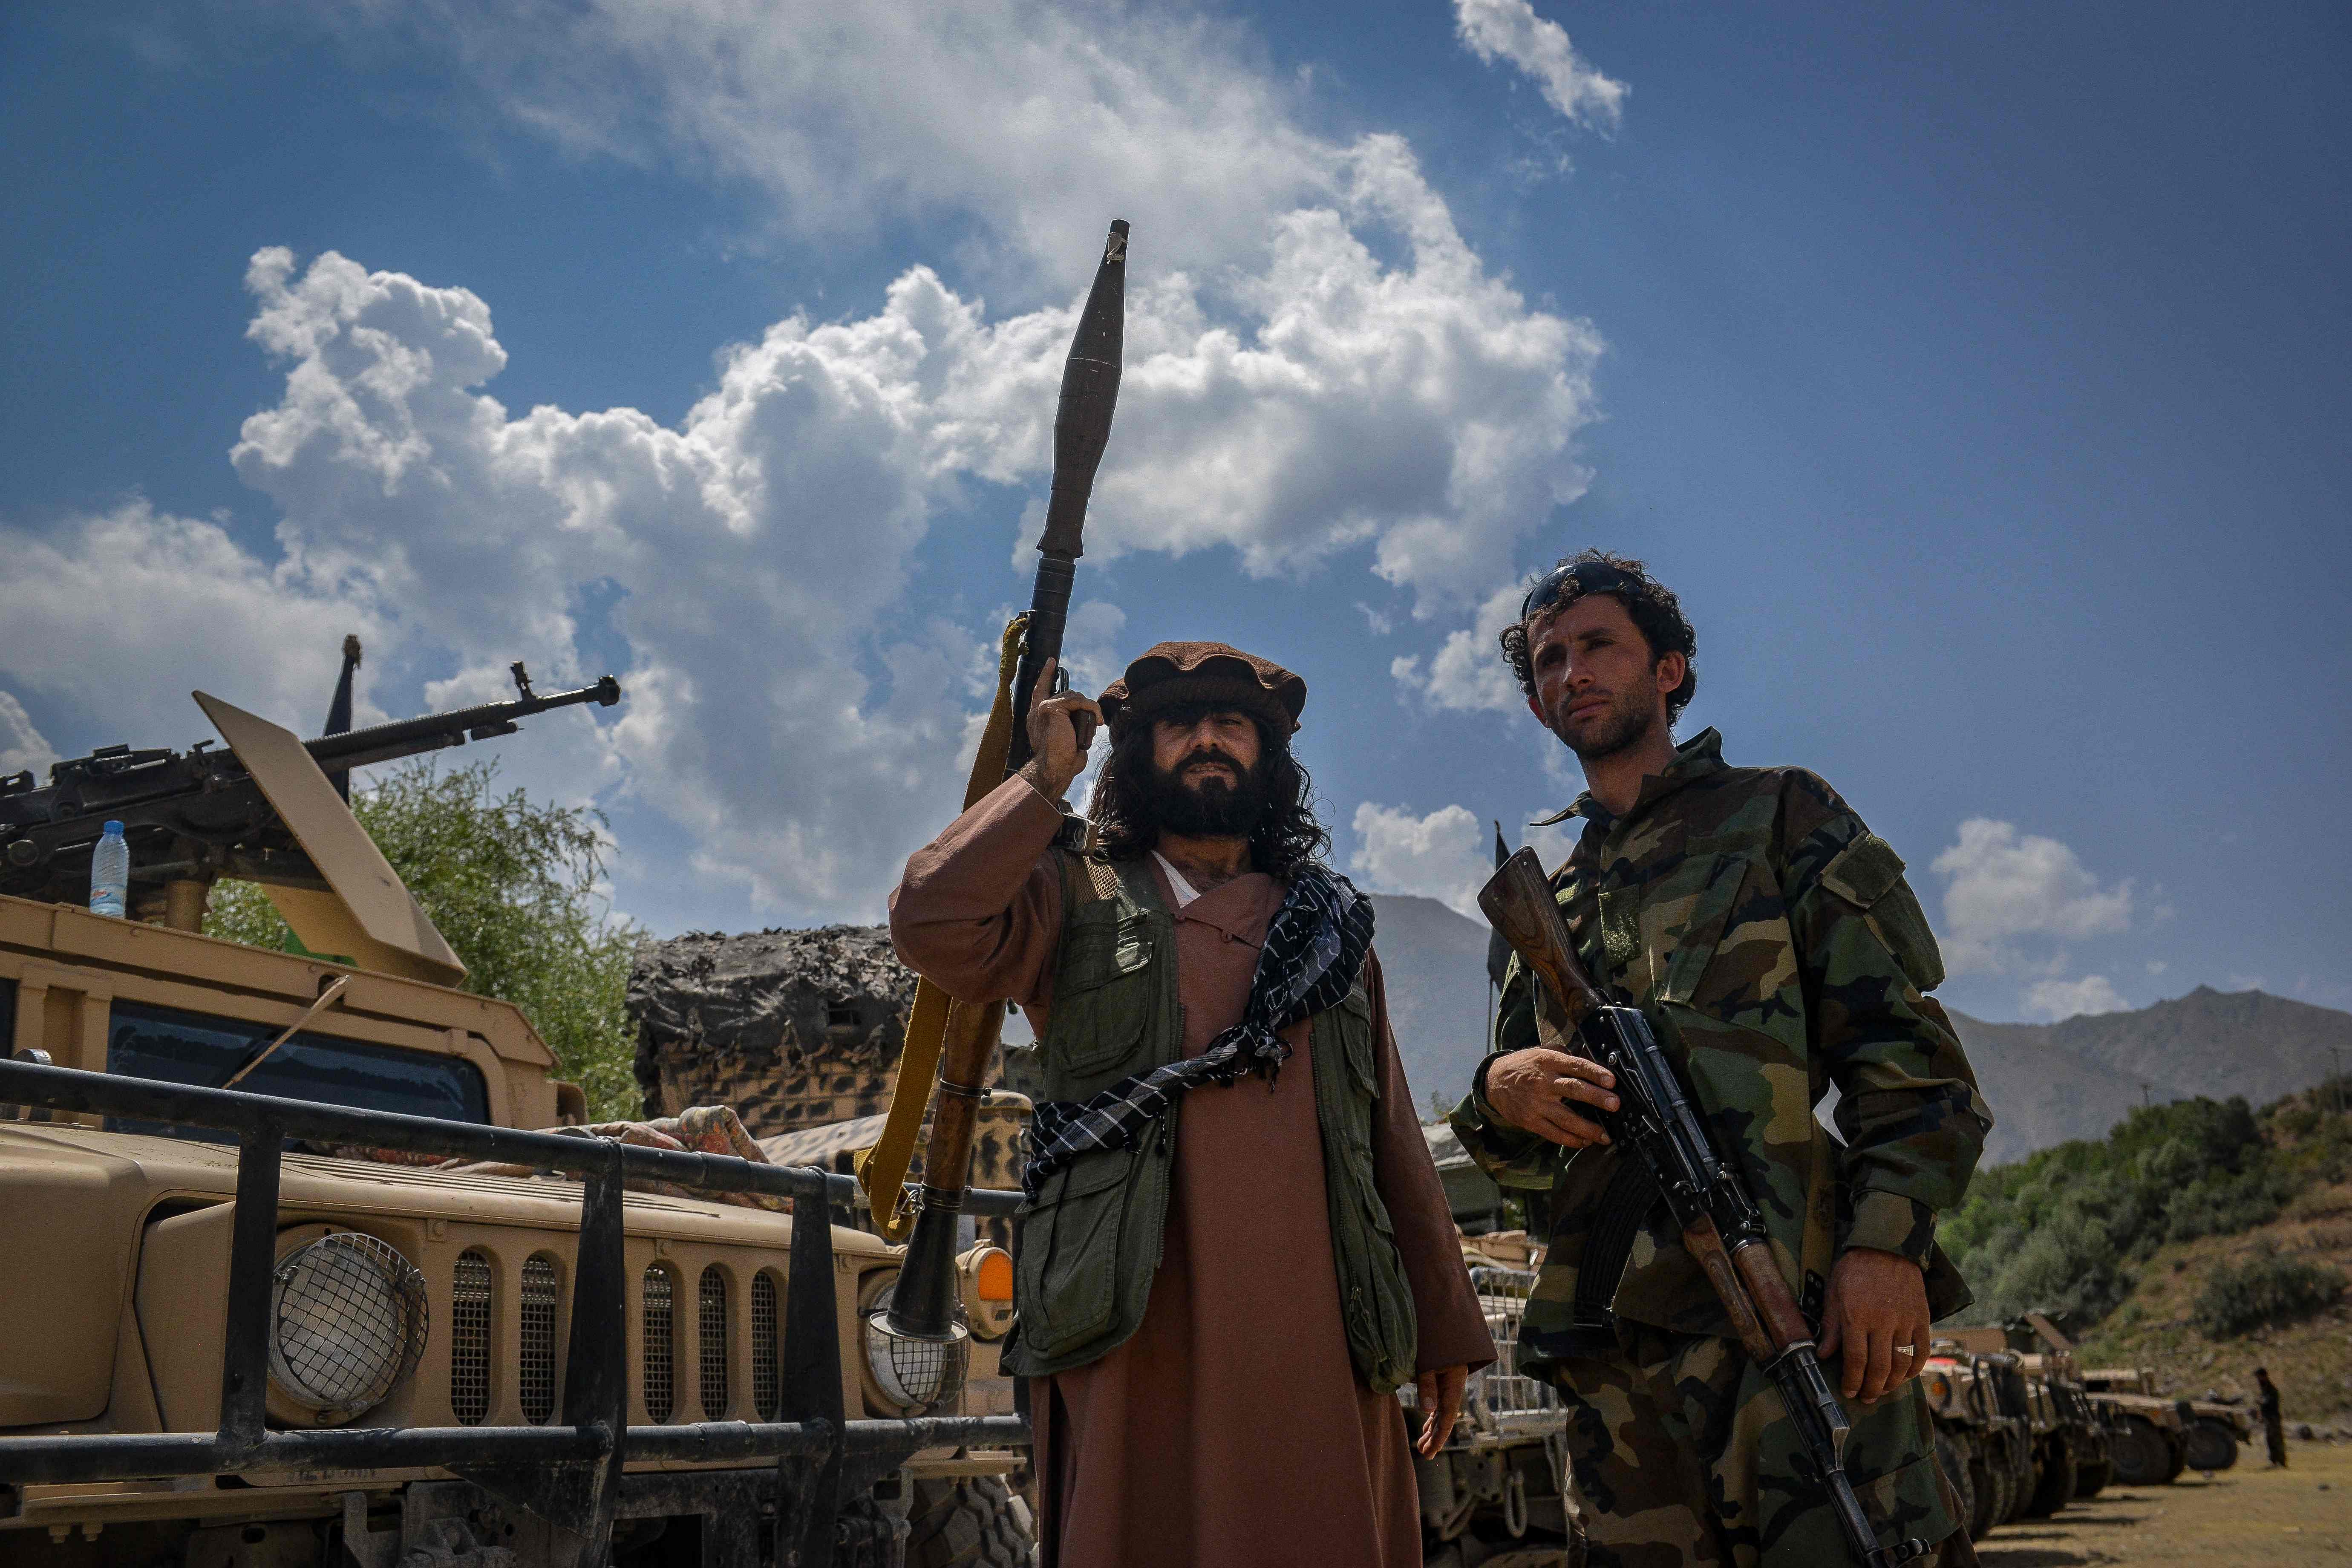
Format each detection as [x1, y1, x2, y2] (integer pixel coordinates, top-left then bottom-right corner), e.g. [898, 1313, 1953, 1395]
[1477, 848, 1926, 1568]
[304, 674, 621, 773]
[0, 666, 621, 914]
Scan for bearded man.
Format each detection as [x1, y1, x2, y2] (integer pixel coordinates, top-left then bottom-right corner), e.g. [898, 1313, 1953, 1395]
[890, 641, 1493, 1568]
[1450, 553, 1993, 1566]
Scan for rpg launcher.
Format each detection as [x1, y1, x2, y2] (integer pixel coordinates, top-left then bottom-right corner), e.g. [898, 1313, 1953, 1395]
[1478, 847, 1928, 1568]
[873, 221, 1127, 1364]
[0, 662, 620, 921]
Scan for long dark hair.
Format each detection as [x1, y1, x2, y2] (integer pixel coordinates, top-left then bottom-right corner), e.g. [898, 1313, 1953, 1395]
[1089, 706, 1330, 882]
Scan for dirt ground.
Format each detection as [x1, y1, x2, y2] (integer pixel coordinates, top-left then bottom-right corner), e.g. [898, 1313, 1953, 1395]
[1973, 1440, 2351, 1565]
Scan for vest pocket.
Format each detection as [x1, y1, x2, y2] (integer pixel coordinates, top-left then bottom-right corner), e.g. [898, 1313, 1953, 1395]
[1012, 1145, 1135, 1360]
[1050, 914, 1159, 1076]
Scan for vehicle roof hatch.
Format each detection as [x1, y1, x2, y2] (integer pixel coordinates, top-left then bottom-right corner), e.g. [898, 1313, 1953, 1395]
[193, 691, 466, 988]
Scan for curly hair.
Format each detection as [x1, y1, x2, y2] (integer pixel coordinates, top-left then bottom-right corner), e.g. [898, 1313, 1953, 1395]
[1499, 549, 1699, 723]
[1088, 703, 1331, 882]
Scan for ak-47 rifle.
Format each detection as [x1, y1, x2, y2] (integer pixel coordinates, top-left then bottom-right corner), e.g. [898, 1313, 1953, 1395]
[1479, 847, 1928, 1568]
[866, 220, 1127, 1352]
[0, 663, 620, 916]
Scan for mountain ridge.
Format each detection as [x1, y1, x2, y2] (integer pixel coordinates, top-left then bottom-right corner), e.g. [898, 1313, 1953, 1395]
[1363, 892, 2352, 1163]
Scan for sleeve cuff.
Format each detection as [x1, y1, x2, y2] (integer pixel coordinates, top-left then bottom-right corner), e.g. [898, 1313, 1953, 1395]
[1844, 1190, 1937, 1267]
[1013, 768, 1066, 815]
[1469, 1051, 1510, 1123]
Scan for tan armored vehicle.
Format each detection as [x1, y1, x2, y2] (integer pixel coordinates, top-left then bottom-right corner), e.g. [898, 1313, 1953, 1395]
[2079, 1367, 2247, 1476]
[2071, 1366, 2188, 1486]
[0, 681, 1027, 1568]
[1918, 1339, 2035, 1539]
[628, 928, 1036, 1562]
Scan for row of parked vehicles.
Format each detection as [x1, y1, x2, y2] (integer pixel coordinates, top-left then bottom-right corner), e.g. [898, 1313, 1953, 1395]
[1918, 1313, 2254, 1543]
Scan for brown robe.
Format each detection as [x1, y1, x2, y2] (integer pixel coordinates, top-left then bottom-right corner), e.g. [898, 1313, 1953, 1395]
[890, 775, 1495, 1568]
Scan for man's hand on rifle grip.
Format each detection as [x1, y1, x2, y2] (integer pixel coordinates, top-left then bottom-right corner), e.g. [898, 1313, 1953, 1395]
[1484, 1047, 1619, 1148]
[1020, 657, 1102, 801]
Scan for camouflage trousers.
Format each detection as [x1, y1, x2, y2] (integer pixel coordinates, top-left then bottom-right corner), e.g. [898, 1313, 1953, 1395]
[1551, 1323, 1969, 1568]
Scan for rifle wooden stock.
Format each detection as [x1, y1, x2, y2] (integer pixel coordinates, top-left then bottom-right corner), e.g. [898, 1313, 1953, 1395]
[1479, 848, 1608, 1023]
[1683, 1219, 1776, 1363]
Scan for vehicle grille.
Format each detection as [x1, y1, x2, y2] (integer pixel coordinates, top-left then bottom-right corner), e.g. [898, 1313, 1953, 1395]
[520, 1254, 560, 1423]
[451, 1250, 493, 1425]
[752, 1272, 780, 1421]
[643, 1265, 676, 1422]
[699, 1266, 730, 1419]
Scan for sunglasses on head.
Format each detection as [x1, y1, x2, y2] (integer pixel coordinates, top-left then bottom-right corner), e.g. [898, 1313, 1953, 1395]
[1521, 559, 1637, 623]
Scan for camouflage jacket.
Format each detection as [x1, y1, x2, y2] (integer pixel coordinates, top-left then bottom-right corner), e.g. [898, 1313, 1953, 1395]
[1450, 729, 1991, 1361]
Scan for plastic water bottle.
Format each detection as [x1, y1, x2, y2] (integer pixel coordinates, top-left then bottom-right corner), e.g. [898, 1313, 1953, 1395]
[89, 821, 128, 918]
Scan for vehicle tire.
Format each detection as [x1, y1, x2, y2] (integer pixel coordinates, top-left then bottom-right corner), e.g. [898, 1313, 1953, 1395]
[2184, 1418, 2240, 1472]
[2073, 1455, 2113, 1499]
[2022, 1433, 2075, 1517]
[2001, 1433, 2037, 1525]
[906, 1476, 1035, 1568]
[2161, 1430, 2188, 1484]
[1967, 1438, 2005, 1540]
[2108, 1417, 2173, 1487]
[1934, 1430, 1977, 1539]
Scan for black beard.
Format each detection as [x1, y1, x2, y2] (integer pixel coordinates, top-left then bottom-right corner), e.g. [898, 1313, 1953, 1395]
[1550, 689, 1660, 764]
[1143, 747, 1269, 838]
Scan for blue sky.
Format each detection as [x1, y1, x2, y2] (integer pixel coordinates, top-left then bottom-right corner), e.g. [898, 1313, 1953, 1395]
[3, 1, 2346, 1026]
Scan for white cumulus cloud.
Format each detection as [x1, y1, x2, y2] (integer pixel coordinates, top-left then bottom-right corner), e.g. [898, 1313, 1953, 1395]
[1453, 0, 1629, 131]
[0, 693, 58, 780]
[1930, 817, 2133, 977]
[9, 0, 1625, 923]
[0, 500, 387, 748]
[1350, 801, 1489, 917]
[285, 0, 1603, 613]
[1393, 581, 1528, 710]
[2022, 974, 2128, 1021]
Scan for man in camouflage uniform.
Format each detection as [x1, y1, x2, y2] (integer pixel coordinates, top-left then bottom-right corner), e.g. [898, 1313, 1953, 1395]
[1450, 552, 1992, 1566]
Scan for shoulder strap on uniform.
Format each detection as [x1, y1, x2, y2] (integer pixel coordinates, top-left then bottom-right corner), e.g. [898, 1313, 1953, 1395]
[1057, 847, 1124, 910]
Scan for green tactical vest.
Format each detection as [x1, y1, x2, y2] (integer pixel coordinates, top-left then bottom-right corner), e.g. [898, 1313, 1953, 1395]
[1000, 852, 1420, 1392]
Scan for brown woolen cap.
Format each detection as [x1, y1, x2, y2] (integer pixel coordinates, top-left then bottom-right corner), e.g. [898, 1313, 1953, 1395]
[1098, 641, 1307, 740]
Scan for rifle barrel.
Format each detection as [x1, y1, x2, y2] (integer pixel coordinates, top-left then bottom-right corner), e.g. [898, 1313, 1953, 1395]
[304, 676, 620, 773]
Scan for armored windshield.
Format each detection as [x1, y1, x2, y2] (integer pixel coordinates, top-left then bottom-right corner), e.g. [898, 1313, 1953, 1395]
[105, 1000, 489, 1137]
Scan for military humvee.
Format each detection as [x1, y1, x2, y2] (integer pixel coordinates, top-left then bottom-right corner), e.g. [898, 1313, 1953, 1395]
[1917, 1340, 2036, 1539]
[627, 928, 1035, 1565]
[0, 678, 1027, 1568]
[2079, 1367, 2245, 1477]
[1925, 1324, 2107, 1536]
[2070, 1366, 2188, 1486]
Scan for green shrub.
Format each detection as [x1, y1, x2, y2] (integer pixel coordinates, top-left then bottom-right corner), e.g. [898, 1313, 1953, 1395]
[206, 758, 641, 1120]
[2190, 1249, 2346, 1338]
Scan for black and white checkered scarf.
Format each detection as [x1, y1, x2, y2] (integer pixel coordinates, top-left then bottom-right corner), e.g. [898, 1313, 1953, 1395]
[1020, 862, 1375, 1200]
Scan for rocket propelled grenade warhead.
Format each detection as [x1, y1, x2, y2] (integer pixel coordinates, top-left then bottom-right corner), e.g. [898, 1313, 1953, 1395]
[1036, 220, 1127, 560]
[1009, 219, 1127, 772]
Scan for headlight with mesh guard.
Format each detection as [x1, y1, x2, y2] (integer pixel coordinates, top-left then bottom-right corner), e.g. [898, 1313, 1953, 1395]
[267, 1231, 429, 1425]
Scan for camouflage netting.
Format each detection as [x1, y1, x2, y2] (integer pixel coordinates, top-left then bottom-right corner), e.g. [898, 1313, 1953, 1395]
[628, 925, 919, 1139]
[628, 925, 1029, 1239]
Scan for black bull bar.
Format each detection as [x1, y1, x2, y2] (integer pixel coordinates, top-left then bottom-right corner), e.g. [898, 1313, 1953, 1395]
[0, 1058, 1028, 1567]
